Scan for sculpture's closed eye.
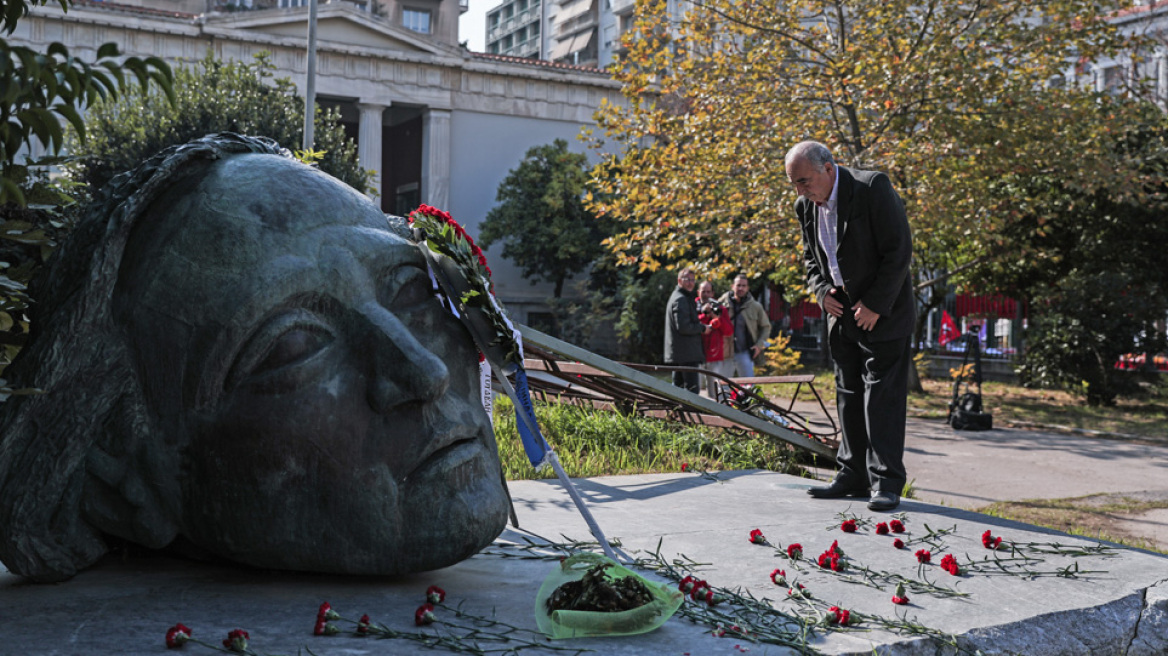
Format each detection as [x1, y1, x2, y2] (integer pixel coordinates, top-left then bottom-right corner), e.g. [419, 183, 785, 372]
[254, 327, 333, 375]
[377, 263, 440, 313]
[226, 309, 336, 393]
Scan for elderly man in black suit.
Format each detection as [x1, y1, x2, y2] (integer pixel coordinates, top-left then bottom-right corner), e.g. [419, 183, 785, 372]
[786, 141, 915, 512]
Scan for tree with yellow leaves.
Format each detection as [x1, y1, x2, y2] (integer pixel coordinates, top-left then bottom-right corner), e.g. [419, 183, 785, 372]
[587, 0, 1153, 311]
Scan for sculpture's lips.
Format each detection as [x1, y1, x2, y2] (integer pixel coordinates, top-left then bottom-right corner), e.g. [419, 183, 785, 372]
[411, 436, 483, 477]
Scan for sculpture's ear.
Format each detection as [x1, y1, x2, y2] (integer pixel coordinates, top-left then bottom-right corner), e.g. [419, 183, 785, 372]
[82, 395, 180, 550]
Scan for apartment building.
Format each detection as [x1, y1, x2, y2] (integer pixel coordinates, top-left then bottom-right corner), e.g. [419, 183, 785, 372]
[485, 0, 542, 59]
[483, 0, 682, 69]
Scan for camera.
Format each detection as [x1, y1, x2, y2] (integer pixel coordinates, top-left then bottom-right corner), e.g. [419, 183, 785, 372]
[700, 301, 725, 317]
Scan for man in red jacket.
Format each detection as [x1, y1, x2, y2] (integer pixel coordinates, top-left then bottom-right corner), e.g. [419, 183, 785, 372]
[697, 281, 734, 398]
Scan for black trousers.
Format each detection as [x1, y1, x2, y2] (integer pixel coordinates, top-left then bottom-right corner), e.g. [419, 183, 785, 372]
[672, 365, 701, 393]
[829, 313, 911, 495]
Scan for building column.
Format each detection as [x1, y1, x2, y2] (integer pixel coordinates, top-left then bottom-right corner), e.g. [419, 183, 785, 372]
[1157, 52, 1168, 109]
[421, 108, 452, 210]
[357, 102, 387, 199]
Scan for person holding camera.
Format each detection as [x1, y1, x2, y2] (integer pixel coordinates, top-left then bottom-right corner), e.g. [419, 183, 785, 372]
[697, 281, 734, 398]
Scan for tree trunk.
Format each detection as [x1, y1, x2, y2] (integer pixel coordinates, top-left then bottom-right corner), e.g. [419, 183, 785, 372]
[907, 350, 923, 393]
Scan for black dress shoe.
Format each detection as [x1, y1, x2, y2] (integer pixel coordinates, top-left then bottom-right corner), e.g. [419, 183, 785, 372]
[868, 491, 901, 511]
[806, 480, 869, 499]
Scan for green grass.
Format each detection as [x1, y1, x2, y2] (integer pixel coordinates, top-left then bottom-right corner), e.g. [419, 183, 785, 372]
[909, 375, 1168, 441]
[492, 396, 811, 480]
[975, 496, 1168, 555]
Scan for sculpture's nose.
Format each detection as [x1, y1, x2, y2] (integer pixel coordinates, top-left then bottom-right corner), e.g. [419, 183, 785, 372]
[361, 302, 450, 414]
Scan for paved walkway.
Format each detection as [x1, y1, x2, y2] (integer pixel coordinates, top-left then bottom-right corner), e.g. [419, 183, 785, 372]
[809, 413, 1168, 551]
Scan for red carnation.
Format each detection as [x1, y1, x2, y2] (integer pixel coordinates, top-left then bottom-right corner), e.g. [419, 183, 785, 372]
[690, 581, 712, 602]
[982, 529, 1004, 550]
[840, 519, 857, 533]
[749, 528, 767, 544]
[697, 586, 718, 605]
[679, 575, 697, 593]
[875, 522, 889, 535]
[787, 543, 803, 559]
[222, 629, 249, 653]
[314, 600, 340, 635]
[357, 614, 371, 635]
[915, 549, 931, 564]
[165, 624, 191, 649]
[891, 582, 909, 605]
[940, 553, 961, 576]
[770, 568, 787, 586]
[681, 462, 689, 472]
[889, 519, 905, 533]
[827, 605, 850, 626]
[892, 538, 905, 549]
[426, 585, 446, 604]
[817, 543, 845, 572]
[415, 603, 437, 626]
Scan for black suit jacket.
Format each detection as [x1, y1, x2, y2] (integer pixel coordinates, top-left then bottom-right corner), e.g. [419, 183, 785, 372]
[797, 166, 915, 342]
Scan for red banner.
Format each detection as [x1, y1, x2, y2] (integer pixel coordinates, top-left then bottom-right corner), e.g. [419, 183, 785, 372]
[939, 310, 960, 346]
[954, 294, 1023, 319]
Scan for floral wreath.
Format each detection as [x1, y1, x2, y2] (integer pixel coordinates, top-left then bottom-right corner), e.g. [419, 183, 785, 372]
[406, 204, 522, 367]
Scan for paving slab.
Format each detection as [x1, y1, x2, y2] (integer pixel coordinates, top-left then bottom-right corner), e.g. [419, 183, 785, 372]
[2, 471, 1167, 656]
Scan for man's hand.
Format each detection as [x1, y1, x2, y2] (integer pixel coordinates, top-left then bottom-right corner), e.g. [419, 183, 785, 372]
[854, 300, 881, 331]
[823, 288, 845, 317]
[751, 344, 763, 358]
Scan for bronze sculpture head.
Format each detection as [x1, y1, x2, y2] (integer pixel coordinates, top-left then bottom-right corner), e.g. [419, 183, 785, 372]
[0, 134, 509, 582]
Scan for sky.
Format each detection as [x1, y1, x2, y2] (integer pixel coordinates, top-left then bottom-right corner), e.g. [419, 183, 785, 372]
[459, 0, 497, 53]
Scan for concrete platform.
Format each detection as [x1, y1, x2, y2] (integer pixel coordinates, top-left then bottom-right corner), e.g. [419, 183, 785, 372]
[2, 471, 1167, 655]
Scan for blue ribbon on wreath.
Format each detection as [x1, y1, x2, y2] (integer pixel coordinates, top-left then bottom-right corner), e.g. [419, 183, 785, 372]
[511, 368, 552, 469]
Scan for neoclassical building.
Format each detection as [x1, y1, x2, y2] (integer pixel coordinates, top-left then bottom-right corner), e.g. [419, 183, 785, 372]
[9, 0, 622, 320]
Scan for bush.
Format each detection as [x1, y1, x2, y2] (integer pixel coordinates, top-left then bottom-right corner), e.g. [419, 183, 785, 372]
[1019, 271, 1166, 406]
[68, 52, 368, 193]
[756, 331, 802, 376]
[614, 268, 676, 363]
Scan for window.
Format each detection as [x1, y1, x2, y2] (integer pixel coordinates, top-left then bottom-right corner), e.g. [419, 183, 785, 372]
[279, 0, 308, 6]
[394, 183, 420, 216]
[402, 8, 432, 34]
